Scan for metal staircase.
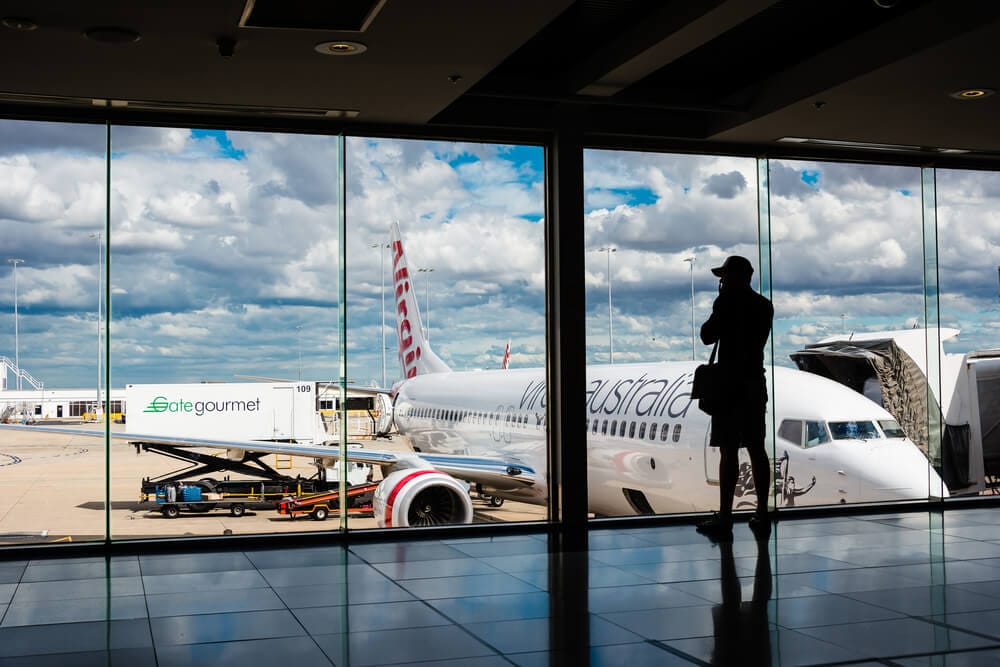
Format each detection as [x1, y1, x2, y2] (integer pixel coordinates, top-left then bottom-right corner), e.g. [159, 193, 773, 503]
[0, 356, 42, 390]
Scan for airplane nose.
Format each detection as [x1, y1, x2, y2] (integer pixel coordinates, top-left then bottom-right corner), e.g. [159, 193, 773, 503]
[864, 441, 949, 499]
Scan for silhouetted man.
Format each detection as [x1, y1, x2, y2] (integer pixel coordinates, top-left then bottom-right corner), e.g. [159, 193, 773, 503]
[697, 255, 773, 541]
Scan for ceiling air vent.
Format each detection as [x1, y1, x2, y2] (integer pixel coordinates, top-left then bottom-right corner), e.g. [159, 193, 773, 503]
[240, 0, 386, 32]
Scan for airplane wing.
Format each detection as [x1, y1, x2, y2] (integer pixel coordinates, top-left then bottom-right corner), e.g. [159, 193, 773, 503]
[0, 424, 538, 490]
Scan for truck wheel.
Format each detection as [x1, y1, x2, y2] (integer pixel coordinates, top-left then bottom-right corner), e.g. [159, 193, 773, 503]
[311, 506, 329, 521]
[162, 505, 180, 519]
[230, 504, 246, 517]
[488, 495, 505, 507]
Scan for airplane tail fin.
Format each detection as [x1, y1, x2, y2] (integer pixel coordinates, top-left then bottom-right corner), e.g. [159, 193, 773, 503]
[390, 223, 451, 378]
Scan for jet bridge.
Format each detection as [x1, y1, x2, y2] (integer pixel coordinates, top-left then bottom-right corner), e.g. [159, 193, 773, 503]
[791, 332, 998, 496]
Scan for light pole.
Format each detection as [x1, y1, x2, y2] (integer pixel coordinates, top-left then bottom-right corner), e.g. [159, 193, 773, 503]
[6, 258, 23, 389]
[417, 268, 434, 341]
[89, 232, 103, 419]
[596, 247, 616, 364]
[684, 256, 696, 360]
[371, 242, 389, 387]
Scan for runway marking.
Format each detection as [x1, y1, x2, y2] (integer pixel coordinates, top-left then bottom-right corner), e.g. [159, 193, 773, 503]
[0, 452, 22, 466]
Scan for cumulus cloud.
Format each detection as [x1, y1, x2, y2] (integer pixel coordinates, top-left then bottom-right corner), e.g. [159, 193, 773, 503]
[2, 121, 999, 389]
[701, 170, 747, 199]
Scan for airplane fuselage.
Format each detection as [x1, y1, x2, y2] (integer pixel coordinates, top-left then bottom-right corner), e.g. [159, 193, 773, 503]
[392, 361, 946, 516]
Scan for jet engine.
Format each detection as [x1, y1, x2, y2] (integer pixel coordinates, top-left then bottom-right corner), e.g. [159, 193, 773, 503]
[374, 393, 394, 436]
[373, 468, 474, 528]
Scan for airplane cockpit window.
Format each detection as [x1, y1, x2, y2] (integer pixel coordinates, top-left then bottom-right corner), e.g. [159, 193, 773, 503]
[878, 419, 906, 438]
[828, 420, 880, 441]
[805, 420, 830, 447]
[778, 419, 803, 446]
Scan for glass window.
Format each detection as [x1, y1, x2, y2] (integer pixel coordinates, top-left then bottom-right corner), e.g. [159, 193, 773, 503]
[829, 420, 880, 440]
[778, 419, 803, 446]
[672, 424, 682, 443]
[601, 419, 608, 435]
[879, 419, 906, 438]
[584, 150, 760, 518]
[0, 118, 108, 545]
[805, 421, 830, 447]
[771, 159, 927, 506]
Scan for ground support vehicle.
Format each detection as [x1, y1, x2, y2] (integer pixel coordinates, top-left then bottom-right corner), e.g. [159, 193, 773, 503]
[472, 484, 505, 507]
[276, 482, 379, 521]
[153, 481, 270, 518]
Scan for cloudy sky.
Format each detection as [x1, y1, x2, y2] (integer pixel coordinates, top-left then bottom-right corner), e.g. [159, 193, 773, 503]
[1, 118, 998, 391]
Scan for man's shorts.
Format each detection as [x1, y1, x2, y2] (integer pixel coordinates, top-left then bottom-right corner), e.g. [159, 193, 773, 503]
[709, 391, 767, 451]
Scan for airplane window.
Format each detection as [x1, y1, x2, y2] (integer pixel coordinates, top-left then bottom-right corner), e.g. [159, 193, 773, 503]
[879, 419, 906, 438]
[649, 423, 657, 440]
[592, 419, 599, 434]
[805, 420, 830, 447]
[629, 422, 636, 438]
[601, 420, 608, 435]
[778, 419, 803, 446]
[828, 420, 879, 441]
[638, 423, 646, 439]
[619, 421, 626, 437]
[672, 424, 682, 442]
[661, 424, 670, 441]
[610, 420, 617, 435]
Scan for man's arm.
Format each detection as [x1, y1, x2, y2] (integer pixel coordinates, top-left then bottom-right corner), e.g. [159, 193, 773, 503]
[700, 296, 724, 345]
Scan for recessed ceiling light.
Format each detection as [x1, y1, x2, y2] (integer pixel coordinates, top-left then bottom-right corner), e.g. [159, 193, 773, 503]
[949, 88, 995, 100]
[314, 40, 367, 56]
[85, 26, 141, 44]
[2, 17, 38, 31]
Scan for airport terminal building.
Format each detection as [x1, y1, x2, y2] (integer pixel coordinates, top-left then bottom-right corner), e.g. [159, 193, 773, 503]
[3, 2, 1000, 665]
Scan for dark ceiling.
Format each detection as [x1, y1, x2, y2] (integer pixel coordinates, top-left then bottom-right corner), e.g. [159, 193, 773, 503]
[2, 0, 1000, 161]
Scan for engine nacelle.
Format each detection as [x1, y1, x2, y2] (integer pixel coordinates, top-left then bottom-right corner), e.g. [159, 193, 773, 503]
[373, 469, 474, 528]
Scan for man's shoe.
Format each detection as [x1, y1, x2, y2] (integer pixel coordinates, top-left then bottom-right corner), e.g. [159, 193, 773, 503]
[696, 513, 733, 542]
[749, 513, 772, 538]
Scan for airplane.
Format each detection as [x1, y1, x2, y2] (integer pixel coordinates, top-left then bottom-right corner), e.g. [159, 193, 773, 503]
[0, 224, 948, 528]
[386, 222, 947, 517]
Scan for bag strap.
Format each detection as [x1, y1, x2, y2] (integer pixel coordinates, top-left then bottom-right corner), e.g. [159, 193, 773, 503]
[707, 341, 719, 365]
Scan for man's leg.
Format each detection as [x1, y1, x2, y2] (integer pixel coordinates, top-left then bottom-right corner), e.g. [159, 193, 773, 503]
[747, 444, 770, 517]
[718, 447, 739, 521]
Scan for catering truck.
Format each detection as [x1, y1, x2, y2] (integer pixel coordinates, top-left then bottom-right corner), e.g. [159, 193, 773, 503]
[125, 381, 328, 444]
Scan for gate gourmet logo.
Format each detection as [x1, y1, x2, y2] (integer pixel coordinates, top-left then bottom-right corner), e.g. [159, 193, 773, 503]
[143, 395, 262, 417]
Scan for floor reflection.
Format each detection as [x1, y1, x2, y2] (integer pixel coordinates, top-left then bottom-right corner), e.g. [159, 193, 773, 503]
[2, 509, 1000, 665]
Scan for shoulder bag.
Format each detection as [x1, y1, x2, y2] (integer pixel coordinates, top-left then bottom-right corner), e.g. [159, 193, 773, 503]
[691, 341, 724, 415]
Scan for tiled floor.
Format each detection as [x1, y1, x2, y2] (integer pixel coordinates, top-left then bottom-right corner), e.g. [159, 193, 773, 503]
[2, 509, 1000, 665]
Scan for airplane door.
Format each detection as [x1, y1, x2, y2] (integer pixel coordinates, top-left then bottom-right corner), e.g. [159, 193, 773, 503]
[704, 424, 720, 484]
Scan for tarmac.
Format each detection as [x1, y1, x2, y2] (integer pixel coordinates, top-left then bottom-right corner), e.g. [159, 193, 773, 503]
[0, 422, 546, 546]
